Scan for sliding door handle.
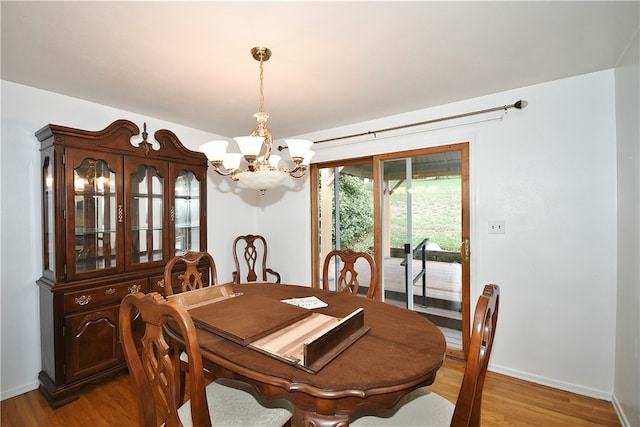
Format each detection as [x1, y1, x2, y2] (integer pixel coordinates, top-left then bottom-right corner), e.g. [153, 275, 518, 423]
[461, 239, 470, 263]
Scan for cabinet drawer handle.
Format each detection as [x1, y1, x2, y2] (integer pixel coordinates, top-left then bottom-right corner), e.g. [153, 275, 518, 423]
[170, 206, 175, 222]
[128, 284, 141, 294]
[75, 295, 91, 306]
[157, 279, 165, 288]
[118, 205, 124, 223]
[105, 288, 116, 295]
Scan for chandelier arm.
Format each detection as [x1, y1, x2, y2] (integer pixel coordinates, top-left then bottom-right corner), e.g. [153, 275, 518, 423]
[209, 161, 240, 180]
[284, 164, 306, 178]
[212, 168, 235, 177]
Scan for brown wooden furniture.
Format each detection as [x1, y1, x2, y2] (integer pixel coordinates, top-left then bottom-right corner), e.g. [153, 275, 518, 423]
[165, 283, 447, 427]
[163, 251, 218, 296]
[119, 292, 293, 427]
[36, 120, 208, 407]
[162, 251, 220, 402]
[350, 284, 500, 426]
[232, 234, 281, 283]
[322, 249, 377, 299]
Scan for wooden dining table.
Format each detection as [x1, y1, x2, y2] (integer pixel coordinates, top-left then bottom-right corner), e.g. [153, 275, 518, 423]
[171, 283, 447, 427]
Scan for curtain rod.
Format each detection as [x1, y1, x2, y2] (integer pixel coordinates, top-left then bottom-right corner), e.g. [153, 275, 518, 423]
[303, 99, 528, 145]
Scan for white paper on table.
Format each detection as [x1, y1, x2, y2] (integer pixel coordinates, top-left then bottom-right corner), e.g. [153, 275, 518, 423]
[280, 296, 328, 309]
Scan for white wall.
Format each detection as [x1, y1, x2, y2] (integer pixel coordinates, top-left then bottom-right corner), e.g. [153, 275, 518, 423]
[0, 81, 255, 399]
[203, 171, 262, 282]
[260, 70, 619, 400]
[0, 69, 624, 411]
[614, 28, 640, 427]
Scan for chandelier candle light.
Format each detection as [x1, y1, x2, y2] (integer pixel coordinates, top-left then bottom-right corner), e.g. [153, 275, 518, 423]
[199, 47, 315, 192]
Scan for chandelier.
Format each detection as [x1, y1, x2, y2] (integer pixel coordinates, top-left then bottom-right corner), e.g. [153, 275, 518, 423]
[199, 46, 315, 192]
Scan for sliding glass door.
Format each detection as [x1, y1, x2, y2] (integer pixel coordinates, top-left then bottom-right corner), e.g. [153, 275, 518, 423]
[311, 143, 469, 356]
[379, 146, 468, 352]
[313, 159, 375, 296]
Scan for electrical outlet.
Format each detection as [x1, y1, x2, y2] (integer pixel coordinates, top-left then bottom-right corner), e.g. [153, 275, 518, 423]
[488, 220, 505, 234]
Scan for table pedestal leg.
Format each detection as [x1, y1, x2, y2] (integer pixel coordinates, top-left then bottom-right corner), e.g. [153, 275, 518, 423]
[302, 411, 350, 427]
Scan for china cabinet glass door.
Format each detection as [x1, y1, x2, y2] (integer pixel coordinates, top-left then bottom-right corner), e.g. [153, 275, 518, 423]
[67, 150, 123, 278]
[127, 159, 167, 267]
[42, 156, 55, 277]
[173, 169, 201, 256]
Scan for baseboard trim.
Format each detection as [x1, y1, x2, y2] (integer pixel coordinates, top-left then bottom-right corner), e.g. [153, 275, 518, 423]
[611, 393, 632, 427]
[1, 380, 39, 401]
[488, 363, 613, 401]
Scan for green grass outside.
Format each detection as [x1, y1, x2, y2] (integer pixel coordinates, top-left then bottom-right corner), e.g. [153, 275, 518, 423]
[388, 176, 461, 252]
[342, 175, 461, 253]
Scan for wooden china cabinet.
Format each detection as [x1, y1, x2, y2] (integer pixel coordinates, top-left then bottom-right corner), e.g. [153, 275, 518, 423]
[36, 119, 208, 407]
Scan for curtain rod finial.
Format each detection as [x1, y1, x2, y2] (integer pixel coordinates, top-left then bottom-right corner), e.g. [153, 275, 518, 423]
[514, 100, 528, 109]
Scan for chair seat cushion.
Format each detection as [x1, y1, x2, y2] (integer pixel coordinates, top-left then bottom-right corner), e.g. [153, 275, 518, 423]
[350, 387, 454, 426]
[178, 378, 293, 427]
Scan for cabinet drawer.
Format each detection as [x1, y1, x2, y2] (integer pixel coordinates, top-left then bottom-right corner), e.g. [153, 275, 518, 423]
[64, 279, 147, 314]
[149, 274, 166, 294]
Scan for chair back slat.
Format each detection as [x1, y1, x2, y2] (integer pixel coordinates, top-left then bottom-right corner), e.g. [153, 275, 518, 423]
[322, 249, 377, 299]
[232, 234, 281, 283]
[163, 251, 218, 296]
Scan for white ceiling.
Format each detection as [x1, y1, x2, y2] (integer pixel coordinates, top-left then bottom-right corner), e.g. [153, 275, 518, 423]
[2, 1, 638, 140]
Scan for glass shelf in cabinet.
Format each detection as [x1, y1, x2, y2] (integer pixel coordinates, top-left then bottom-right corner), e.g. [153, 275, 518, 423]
[131, 193, 164, 198]
[75, 228, 117, 234]
[74, 190, 117, 196]
[130, 225, 165, 231]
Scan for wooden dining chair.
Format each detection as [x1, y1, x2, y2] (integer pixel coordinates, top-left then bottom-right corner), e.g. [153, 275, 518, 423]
[161, 251, 219, 402]
[232, 234, 281, 284]
[120, 291, 294, 427]
[322, 249, 377, 299]
[351, 284, 500, 427]
[163, 251, 218, 296]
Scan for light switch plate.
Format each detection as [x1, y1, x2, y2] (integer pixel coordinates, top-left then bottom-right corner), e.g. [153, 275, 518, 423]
[488, 220, 505, 234]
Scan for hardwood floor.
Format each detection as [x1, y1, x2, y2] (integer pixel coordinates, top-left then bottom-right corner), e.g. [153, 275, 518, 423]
[429, 359, 621, 427]
[1, 372, 139, 426]
[1, 358, 620, 426]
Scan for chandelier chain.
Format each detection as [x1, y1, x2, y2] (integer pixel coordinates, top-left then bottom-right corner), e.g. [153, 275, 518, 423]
[258, 55, 265, 113]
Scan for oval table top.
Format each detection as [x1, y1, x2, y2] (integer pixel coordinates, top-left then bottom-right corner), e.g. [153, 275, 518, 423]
[189, 283, 447, 426]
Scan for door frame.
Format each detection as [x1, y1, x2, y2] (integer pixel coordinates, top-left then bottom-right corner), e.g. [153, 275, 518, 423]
[310, 142, 469, 359]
